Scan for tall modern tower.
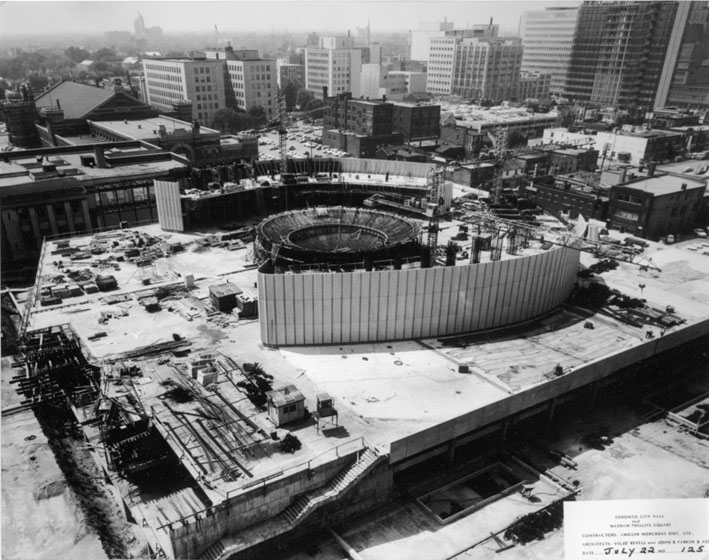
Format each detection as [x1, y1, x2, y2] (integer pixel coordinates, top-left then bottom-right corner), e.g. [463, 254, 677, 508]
[521, 7, 579, 95]
[134, 12, 146, 40]
[655, 1, 709, 109]
[564, 1, 679, 112]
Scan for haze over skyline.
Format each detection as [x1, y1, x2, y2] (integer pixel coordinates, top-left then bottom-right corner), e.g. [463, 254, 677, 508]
[0, 1, 579, 37]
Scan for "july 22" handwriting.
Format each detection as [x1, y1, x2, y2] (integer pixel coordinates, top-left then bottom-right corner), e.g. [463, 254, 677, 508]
[603, 546, 705, 556]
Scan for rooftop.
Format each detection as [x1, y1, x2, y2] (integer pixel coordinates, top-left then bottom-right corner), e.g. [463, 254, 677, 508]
[657, 159, 709, 180]
[0, 147, 184, 195]
[92, 116, 220, 142]
[619, 174, 706, 196]
[441, 104, 559, 128]
[35, 81, 119, 120]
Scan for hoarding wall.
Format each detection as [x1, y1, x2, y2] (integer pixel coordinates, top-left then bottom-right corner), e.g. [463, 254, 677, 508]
[258, 246, 579, 346]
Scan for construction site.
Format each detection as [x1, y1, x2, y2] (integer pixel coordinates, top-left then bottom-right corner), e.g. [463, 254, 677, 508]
[3, 153, 709, 560]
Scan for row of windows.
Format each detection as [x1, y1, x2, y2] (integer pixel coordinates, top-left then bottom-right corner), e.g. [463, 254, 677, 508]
[144, 64, 181, 73]
[146, 80, 184, 94]
[146, 72, 182, 83]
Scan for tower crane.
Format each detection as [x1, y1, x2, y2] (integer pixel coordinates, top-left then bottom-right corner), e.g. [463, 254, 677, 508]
[492, 126, 509, 205]
[276, 92, 288, 178]
[425, 167, 445, 266]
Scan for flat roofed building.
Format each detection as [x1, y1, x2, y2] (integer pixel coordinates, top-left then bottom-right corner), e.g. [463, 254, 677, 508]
[0, 144, 186, 266]
[225, 58, 278, 119]
[142, 58, 226, 126]
[390, 102, 440, 141]
[409, 20, 454, 62]
[518, 71, 552, 101]
[595, 127, 686, 167]
[86, 115, 258, 164]
[305, 36, 362, 99]
[521, 7, 579, 96]
[427, 37, 523, 102]
[609, 174, 706, 238]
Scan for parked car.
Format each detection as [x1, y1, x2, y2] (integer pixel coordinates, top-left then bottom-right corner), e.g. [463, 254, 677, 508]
[694, 228, 708, 238]
[666, 234, 675, 244]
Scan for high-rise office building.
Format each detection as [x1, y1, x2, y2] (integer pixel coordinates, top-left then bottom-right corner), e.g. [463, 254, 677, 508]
[203, 47, 279, 118]
[427, 36, 522, 101]
[225, 57, 278, 119]
[655, 1, 709, 109]
[305, 36, 362, 99]
[521, 7, 579, 95]
[134, 12, 146, 40]
[142, 58, 226, 125]
[564, 1, 679, 111]
[408, 20, 455, 62]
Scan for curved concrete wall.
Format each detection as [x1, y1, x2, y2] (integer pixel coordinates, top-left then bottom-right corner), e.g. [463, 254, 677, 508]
[258, 246, 580, 346]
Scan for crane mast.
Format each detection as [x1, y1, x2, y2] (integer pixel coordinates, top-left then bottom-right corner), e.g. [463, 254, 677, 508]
[493, 127, 508, 205]
[426, 167, 445, 266]
[277, 93, 288, 178]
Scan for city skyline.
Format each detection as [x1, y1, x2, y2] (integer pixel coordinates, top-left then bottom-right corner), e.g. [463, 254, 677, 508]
[0, 0, 579, 37]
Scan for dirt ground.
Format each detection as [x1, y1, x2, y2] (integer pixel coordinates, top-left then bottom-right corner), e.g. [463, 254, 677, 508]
[1, 408, 107, 560]
[1, 356, 148, 560]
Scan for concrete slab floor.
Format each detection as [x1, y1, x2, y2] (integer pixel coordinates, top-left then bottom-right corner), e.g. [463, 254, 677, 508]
[282, 371, 709, 560]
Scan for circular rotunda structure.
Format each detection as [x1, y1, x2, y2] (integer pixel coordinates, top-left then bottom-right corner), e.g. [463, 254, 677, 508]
[255, 206, 421, 267]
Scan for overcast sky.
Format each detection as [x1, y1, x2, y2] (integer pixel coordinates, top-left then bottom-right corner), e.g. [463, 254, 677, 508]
[0, 1, 579, 36]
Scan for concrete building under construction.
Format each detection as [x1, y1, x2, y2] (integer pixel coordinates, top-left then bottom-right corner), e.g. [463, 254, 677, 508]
[8, 155, 709, 560]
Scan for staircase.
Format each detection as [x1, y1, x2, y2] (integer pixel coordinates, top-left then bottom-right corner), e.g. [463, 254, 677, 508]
[199, 446, 382, 560]
[282, 447, 379, 525]
[200, 539, 225, 560]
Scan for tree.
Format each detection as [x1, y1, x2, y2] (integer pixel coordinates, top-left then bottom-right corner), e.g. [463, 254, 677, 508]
[93, 47, 117, 61]
[247, 105, 265, 118]
[281, 79, 300, 111]
[297, 88, 315, 111]
[65, 46, 90, 64]
[212, 108, 246, 133]
[247, 105, 267, 128]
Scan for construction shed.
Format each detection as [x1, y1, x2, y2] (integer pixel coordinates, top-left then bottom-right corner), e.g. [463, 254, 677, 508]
[209, 283, 242, 313]
[236, 292, 258, 318]
[95, 274, 118, 291]
[266, 385, 306, 427]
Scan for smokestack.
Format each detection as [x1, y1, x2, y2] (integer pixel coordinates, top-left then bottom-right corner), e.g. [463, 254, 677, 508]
[56, 99, 61, 110]
[94, 145, 107, 168]
[490, 17, 493, 25]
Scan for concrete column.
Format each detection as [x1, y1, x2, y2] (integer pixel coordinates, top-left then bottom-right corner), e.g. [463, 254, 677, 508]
[45, 203, 58, 234]
[1, 210, 22, 256]
[28, 207, 43, 249]
[63, 201, 76, 232]
[447, 440, 456, 466]
[590, 380, 601, 407]
[81, 199, 93, 232]
[546, 397, 558, 428]
[500, 418, 510, 441]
